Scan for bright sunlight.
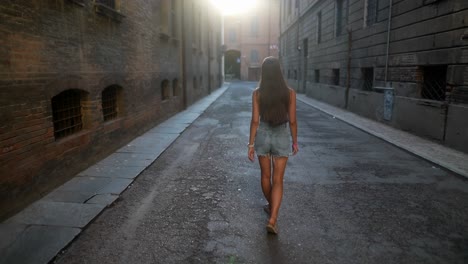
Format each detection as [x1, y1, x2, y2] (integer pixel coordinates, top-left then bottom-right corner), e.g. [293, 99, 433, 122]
[210, 0, 258, 16]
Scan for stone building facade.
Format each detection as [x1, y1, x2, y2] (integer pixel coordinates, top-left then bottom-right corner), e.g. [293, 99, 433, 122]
[280, 0, 468, 153]
[0, 0, 223, 220]
[223, 0, 280, 81]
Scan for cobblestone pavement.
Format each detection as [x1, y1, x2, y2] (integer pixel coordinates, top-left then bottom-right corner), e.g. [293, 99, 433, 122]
[54, 82, 468, 264]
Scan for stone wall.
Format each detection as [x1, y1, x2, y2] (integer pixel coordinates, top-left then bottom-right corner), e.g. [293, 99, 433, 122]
[280, 0, 468, 153]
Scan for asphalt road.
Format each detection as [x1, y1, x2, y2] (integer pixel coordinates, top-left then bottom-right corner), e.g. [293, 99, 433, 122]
[54, 82, 468, 264]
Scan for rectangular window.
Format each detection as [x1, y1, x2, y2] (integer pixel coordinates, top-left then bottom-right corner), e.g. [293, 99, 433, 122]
[251, 17, 259, 37]
[303, 38, 308, 57]
[250, 50, 259, 63]
[421, 65, 447, 101]
[317, 11, 322, 43]
[332, 69, 340, 85]
[336, 0, 348, 36]
[229, 29, 236, 43]
[170, 0, 177, 38]
[365, 0, 378, 27]
[362, 67, 374, 91]
[315, 69, 320, 83]
[97, 0, 116, 9]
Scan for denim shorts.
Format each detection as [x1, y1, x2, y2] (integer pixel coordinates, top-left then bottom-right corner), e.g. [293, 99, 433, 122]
[255, 122, 291, 157]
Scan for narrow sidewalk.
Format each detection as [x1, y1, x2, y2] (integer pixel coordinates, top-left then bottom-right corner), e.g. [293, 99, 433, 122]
[0, 84, 230, 264]
[297, 94, 468, 179]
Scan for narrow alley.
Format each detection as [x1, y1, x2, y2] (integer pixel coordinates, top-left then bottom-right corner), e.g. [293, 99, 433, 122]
[52, 82, 468, 264]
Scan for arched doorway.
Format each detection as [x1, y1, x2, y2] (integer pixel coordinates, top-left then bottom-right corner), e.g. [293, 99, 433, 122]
[224, 50, 241, 80]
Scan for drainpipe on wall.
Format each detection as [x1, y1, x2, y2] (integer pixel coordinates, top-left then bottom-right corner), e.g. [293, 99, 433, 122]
[384, 0, 393, 85]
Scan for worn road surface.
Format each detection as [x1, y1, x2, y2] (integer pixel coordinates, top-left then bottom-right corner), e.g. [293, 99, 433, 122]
[54, 82, 468, 264]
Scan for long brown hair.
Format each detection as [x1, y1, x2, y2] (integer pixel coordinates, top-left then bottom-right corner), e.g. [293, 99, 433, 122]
[257, 57, 290, 126]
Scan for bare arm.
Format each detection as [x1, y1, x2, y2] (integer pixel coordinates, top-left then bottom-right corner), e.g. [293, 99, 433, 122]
[289, 89, 298, 154]
[248, 90, 260, 161]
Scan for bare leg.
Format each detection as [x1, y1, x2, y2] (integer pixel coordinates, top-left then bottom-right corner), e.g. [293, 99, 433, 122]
[258, 155, 272, 206]
[268, 156, 288, 226]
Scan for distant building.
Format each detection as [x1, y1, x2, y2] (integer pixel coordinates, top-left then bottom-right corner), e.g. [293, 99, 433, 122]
[280, 0, 468, 153]
[0, 0, 223, 220]
[223, 0, 280, 81]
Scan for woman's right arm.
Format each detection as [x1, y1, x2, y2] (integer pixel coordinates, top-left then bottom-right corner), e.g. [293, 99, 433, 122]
[288, 89, 299, 155]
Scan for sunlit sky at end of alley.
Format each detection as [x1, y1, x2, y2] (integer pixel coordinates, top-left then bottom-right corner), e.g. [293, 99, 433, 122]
[210, 0, 258, 16]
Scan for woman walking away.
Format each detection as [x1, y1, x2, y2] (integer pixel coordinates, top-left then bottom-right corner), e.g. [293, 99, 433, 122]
[248, 56, 299, 235]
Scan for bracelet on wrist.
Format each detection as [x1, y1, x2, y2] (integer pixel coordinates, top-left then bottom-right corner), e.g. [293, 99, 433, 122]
[248, 143, 255, 148]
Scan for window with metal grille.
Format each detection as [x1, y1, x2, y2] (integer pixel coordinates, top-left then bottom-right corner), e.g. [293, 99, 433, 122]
[102, 86, 118, 121]
[315, 70, 320, 83]
[52, 90, 83, 139]
[172, 79, 179, 96]
[161, 80, 170, 100]
[362, 67, 374, 91]
[96, 0, 116, 9]
[333, 69, 340, 85]
[365, 0, 378, 27]
[421, 65, 447, 101]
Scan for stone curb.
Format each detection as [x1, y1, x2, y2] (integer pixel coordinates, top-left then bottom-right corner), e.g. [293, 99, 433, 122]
[0, 84, 230, 264]
[296, 94, 468, 180]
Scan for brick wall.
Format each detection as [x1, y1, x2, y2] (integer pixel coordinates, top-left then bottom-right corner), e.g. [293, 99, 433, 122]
[0, 0, 222, 220]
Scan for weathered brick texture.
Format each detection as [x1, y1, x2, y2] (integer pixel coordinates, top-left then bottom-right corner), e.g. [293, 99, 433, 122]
[0, 0, 223, 220]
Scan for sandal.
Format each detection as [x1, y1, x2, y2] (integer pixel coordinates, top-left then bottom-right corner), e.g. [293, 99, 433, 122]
[266, 223, 278, 234]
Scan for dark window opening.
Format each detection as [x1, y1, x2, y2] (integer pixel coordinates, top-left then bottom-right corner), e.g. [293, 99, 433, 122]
[332, 69, 340, 85]
[161, 79, 170, 100]
[193, 77, 198, 89]
[303, 38, 308, 57]
[52, 90, 83, 139]
[336, 0, 348, 35]
[317, 11, 322, 43]
[102, 86, 119, 121]
[97, 0, 116, 9]
[366, 0, 378, 27]
[315, 69, 320, 83]
[421, 65, 447, 101]
[362, 67, 374, 91]
[294, 70, 297, 80]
